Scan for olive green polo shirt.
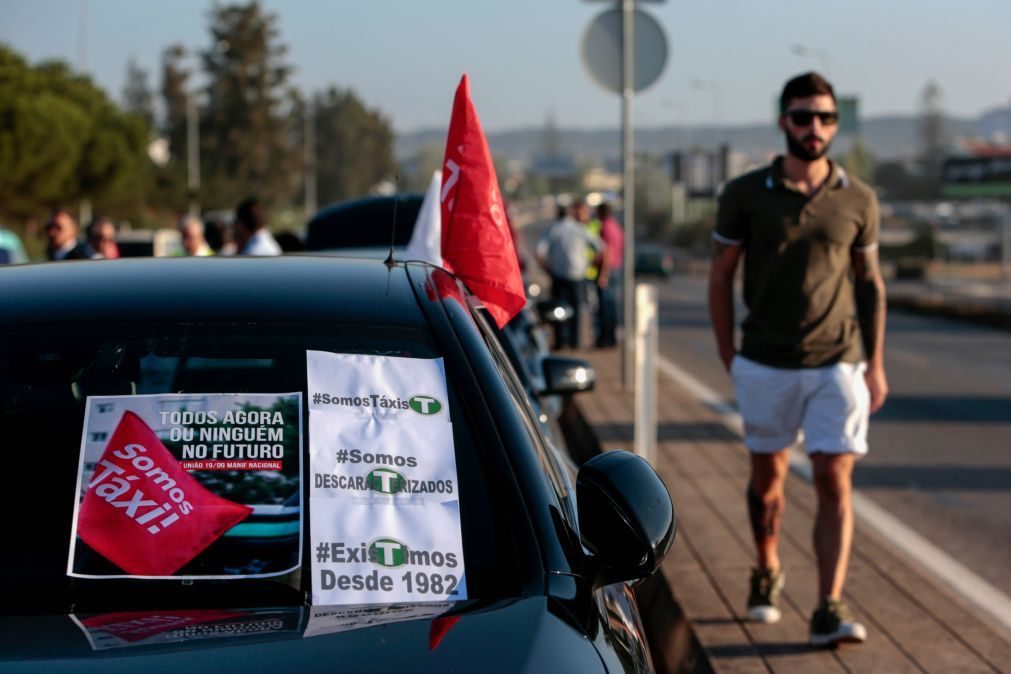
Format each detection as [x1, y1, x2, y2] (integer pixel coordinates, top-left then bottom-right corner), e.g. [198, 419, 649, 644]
[714, 157, 880, 368]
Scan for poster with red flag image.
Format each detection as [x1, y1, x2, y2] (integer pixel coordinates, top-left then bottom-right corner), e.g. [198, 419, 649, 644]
[68, 393, 302, 579]
[440, 74, 526, 329]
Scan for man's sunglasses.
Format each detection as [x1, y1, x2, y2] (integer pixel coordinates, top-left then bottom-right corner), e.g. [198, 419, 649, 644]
[786, 110, 839, 127]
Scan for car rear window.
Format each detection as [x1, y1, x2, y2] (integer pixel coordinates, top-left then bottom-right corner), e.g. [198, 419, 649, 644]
[0, 323, 528, 613]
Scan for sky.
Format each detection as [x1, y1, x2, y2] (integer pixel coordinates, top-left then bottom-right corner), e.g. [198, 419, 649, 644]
[2, 0, 1010, 134]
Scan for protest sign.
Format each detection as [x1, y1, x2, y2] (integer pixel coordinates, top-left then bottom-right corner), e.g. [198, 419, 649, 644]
[307, 351, 465, 605]
[68, 393, 302, 579]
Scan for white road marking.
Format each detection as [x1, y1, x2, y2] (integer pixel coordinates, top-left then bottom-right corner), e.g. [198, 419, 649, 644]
[655, 352, 1011, 635]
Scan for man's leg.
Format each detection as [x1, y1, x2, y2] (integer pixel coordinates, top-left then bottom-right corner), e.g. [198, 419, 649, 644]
[745, 449, 790, 622]
[808, 451, 866, 645]
[810, 452, 856, 599]
[748, 449, 791, 572]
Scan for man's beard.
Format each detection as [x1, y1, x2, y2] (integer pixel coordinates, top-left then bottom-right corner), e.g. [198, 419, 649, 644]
[785, 131, 832, 161]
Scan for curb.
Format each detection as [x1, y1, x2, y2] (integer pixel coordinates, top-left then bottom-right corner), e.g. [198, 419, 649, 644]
[889, 292, 1011, 331]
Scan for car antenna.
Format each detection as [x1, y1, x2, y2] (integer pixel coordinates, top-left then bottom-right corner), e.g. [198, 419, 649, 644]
[384, 174, 400, 270]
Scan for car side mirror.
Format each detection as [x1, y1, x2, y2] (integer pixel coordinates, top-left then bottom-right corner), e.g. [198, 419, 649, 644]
[536, 299, 574, 324]
[577, 450, 676, 589]
[541, 356, 595, 395]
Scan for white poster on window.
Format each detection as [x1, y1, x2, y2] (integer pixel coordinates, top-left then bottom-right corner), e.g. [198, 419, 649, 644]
[307, 351, 465, 606]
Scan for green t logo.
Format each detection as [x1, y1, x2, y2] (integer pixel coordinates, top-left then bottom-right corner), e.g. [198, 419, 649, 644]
[366, 468, 405, 494]
[409, 395, 442, 415]
[369, 538, 408, 567]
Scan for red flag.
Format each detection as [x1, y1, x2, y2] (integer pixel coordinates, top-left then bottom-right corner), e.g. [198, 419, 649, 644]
[440, 74, 526, 328]
[427, 615, 461, 651]
[76, 411, 252, 576]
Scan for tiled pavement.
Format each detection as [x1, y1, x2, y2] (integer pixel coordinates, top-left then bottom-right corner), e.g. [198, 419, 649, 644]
[573, 347, 1011, 674]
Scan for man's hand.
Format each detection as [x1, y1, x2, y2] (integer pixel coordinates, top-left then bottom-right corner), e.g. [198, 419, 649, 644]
[865, 365, 889, 413]
[719, 346, 736, 372]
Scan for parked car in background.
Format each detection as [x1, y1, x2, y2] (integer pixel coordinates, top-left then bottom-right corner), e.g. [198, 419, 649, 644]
[304, 193, 423, 254]
[634, 242, 675, 278]
[0, 256, 675, 673]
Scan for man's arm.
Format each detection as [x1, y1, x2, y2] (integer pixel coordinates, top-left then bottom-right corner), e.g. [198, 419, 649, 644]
[852, 246, 889, 412]
[708, 240, 743, 371]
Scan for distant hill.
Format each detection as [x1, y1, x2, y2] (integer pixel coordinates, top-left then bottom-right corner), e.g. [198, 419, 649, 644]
[395, 115, 978, 165]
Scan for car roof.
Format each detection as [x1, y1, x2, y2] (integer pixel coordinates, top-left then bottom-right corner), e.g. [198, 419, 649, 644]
[0, 255, 437, 328]
[305, 193, 423, 251]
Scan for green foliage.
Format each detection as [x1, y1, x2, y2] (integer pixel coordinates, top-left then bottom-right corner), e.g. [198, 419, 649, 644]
[122, 57, 155, 128]
[312, 86, 395, 206]
[841, 138, 875, 183]
[0, 44, 153, 221]
[198, 1, 300, 211]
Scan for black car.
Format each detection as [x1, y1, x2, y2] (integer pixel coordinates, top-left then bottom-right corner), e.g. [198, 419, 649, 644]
[0, 256, 675, 672]
[304, 193, 424, 253]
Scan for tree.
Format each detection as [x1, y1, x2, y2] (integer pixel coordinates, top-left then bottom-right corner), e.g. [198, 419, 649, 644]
[150, 44, 193, 212]
[0, 45, 151, 221]
[841, 138, 875, 183]
[122, 57, 155, 129]
[312, 86, 395, 206]
[199, 1, 300, 211]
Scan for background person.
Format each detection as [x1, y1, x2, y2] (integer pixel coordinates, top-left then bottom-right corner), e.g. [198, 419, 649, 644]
[178, 215, 214, 256]
[45, 207, 98, 261]
[233, 197, 281, 256]
[594, 202, 623, 348]
[86, 216, 120, 259]
[536, 198, 602, 349]
[708, 72, 887, 647]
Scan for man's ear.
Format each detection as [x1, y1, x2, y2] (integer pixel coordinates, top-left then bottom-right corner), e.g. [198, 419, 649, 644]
[777, 115, 787, 132]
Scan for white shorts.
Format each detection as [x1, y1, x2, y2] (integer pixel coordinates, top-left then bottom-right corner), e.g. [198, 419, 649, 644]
[730, 355, 870, 455]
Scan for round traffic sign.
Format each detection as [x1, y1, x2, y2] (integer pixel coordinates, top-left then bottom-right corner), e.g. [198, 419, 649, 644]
[581, 8, 668, 94]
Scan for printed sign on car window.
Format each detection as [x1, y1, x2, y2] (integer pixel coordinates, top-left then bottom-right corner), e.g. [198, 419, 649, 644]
[67, 393, 302, 580]
[307, 351, 465, 605]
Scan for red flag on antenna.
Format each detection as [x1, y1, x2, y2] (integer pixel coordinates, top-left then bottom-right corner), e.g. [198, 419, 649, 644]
[440, 74, 525, 328]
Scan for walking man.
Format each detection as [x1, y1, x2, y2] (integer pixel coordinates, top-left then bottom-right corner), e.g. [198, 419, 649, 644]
[708, 73, 887, 647]
[537, 199, 602, 349]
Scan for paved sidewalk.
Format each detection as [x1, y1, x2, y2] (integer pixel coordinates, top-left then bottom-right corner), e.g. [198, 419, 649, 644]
[572, 347, 1011, 674]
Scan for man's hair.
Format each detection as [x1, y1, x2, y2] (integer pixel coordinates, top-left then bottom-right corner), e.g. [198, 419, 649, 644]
[779, 72, 836, 114]
[178, 214, 205, 235]
[597, 203, 612, 219]
[50, 206, 72, 220]
[235, 197, 264, 232]
[86, 216, 115, 240]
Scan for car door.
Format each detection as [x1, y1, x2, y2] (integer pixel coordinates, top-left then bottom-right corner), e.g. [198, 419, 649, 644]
[464, 303, 655, 674]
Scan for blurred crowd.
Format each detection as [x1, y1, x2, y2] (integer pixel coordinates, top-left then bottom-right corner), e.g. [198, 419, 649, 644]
[536, 198, 624, 350]
[0, 196, 304, 264]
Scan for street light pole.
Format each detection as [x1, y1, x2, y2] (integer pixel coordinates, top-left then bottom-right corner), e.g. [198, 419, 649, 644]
[187, 92, 200, 218]
[304, 99, 317, 220]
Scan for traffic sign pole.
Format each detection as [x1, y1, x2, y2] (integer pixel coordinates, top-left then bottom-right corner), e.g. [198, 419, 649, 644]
[621, 0, 635, 390]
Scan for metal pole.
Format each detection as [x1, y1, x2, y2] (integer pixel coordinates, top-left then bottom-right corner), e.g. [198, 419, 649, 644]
[634, 283, 658, 463]
[304, 100, 317, 220]
[621, 0, 636, 390]
[187, 92, 200, 218]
